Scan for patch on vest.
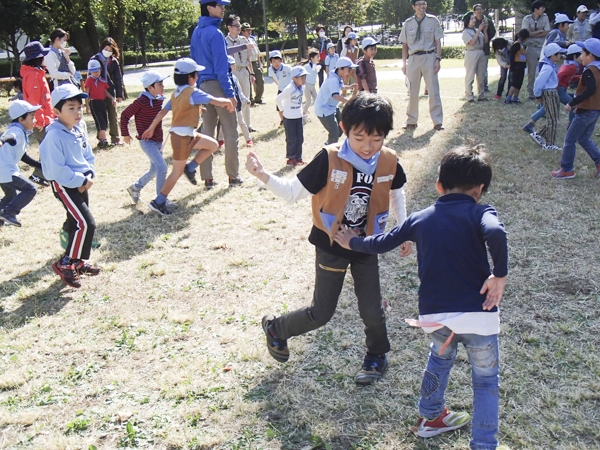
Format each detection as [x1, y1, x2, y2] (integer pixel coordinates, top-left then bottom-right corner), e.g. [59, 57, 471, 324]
[377, 175, 394, 183]
[331, 169, 347, 189]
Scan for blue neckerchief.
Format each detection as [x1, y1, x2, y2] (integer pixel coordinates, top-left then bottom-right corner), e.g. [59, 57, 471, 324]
[292, 81, 304, 95]
[89, 74, 102, 87]
[541, 56, 557, 73]
[49, 46, 61, 55]
[174, 84, 193, 98]
[586, 61, 600, 71]
[338, 138, 380, 176]
[563, 60, 578, 67]
[140, 91, 164, 107]
[7, 121, 29, 145]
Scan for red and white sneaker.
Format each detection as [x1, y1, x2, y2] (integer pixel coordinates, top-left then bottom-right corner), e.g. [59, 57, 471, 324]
[246, 139, 254, 147]
[74, 260, 101, 276]
[52, 260, 81, 288]
[551, 168, 575, 179]
[286, 159, 296, 167]
[412, 407, 471, 438]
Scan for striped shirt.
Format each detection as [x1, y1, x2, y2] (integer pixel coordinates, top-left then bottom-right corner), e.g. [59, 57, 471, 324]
[120, 93, 164, 142]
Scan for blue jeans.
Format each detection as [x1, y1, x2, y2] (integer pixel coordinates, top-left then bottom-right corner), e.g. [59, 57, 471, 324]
[496, 67, 511, 97]
[531, 87, 574, 123]
[135, 139, 167, 195]
[419, 327, 499, 450]
[561, 110, 600, 172]
[0, 174, 37, 216]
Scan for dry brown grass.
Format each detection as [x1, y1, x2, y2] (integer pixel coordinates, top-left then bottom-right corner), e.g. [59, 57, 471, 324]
[0, 63, 599, 449]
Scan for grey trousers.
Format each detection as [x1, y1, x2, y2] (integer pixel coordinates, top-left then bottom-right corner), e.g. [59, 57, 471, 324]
[317, 108, 342, 145]
[199, 79, 240, 180]
[270, 247, 391, 356]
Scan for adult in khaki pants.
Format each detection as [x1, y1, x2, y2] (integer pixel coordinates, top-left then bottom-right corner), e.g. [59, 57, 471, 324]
[400, 0, 444, 130]
[522, 0, 550, 99]
[241, 23, 264, 107]
[462, 13, 488, 102]
[225, 15, 254, 133]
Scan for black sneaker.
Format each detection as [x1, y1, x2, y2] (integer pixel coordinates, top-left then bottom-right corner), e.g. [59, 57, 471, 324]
[229, 177, 243, 187]
[148, 200, 172, 216]
[355, 353, 388, 386]
[0, 209, 21, 227]
[74, 260, 101, 276]
[97, 140, 110, 149]
[29, 168, 49, 187]
[184, 168, 197, 185]
[205, 179, 218, 190]
[262, 315, 289, 363]
[52, 260, 81, 288]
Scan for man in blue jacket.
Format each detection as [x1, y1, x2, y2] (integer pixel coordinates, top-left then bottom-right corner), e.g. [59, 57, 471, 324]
[188, 0, 242, 189]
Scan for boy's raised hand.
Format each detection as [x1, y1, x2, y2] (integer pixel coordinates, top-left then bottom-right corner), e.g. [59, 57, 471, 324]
[334, 226, 359, 250]
[480, 275, 507, 310]
[245, 151, 269, 184]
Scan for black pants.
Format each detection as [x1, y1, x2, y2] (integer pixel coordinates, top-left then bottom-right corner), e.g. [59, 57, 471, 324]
[283, 117, 304, 160]
[270, 247, 390, 355]
[90, 99, 108, 134]
[51, 182, 96, 260]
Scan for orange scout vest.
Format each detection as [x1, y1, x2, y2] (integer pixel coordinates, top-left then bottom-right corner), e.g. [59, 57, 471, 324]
[170, 86, 201, 128]
[311, 144, 398, 245]
[575, 66, 600, 111]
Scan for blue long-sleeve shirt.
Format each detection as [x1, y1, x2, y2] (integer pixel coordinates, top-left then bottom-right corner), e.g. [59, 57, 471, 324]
[39, 119, 95, 188]
[349, 193, 508, 316]
[0, 123, 30, 183]
[534, 59, 558, 97]
[190, 16, 235, 98]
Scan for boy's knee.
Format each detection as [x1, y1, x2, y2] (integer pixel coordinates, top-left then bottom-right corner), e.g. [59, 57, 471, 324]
[421, 370, 440, 399]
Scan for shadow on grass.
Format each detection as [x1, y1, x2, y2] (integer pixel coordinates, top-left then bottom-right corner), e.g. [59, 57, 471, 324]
[255, 127, 285, 143]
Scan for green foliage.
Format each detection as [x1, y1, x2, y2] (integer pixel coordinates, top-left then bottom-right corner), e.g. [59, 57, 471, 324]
[314, 0, 372, 27]
[118, 421, 138, 447]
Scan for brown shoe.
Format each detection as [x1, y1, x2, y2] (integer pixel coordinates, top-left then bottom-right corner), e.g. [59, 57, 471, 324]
[433, 124, 445, 131]
[52, 260, 81, 288]
[403, 124, 418, 130]
[74, 260, 100, 276]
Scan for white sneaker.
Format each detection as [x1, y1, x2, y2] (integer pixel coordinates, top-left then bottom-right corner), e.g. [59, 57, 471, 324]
[529, 132, 543, 147]
[543, 144, 562, 151]
[165, 199, 178, 212]
[126, 185, 141, 203]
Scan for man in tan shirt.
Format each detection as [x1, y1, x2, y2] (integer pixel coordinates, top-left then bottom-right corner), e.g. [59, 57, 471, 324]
[226, 15, 255, 131]
[400, 0, 444, 130]
[522, 1, 550, 99]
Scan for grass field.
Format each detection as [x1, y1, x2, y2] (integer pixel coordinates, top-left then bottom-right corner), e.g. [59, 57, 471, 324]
[0, 61, 599, 449]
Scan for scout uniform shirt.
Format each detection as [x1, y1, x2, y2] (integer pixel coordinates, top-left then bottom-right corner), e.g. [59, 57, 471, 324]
[399, 14, 443, 53]
[522, 13, 551, 48]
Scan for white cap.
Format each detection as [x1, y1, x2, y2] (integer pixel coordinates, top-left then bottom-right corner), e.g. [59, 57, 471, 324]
[174, 57, 205, 74]
[50, 84, 88, 108]
[347, 32, 358, 40]
[140, 70, 169, 88]
[335, 57, 359, 69]
[577, 5, 589, 13]
[227, 55, 235, 64]
[290, 65, 309, 77]
[567, 43, 583, 55]
[544, 42, 567, 58]
[326, 42, 336, 50]
[269, 50, 282, 59]
[8, 100, 41, 120]
[554, 13, 573, 24]
[87, 59, 101, 72]
[361, 37, 380, 49]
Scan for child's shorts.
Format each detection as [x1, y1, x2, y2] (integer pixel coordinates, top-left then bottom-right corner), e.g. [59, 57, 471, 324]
[170, 132, 202, 161]
[510, 68, 525, 90]
[89, 99, 108, 131]
[276, 90, 282, 111]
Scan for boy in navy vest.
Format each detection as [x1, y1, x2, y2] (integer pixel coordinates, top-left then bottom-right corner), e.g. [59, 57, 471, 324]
[246, 94, 410, 386]
[335, 146, 508, 448]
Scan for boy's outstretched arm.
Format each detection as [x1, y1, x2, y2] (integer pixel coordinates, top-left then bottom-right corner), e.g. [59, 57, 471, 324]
[245, 151, 270, 184]
[480, 275, 507, 310]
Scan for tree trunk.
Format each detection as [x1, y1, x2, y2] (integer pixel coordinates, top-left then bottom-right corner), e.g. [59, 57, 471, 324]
[297, 15, 308, 60]
[69, 6, 99, 63]
[110, 0, 127, 70]
[8, 33, 21, 76]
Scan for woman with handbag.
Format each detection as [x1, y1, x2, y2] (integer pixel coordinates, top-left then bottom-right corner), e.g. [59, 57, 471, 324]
[44, 28, 78, 90]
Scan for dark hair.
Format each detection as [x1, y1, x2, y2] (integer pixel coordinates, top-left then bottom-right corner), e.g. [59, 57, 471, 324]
[50, 28, 68, 44]
[517, 28, 530, 40]
[342, 25, 353, 36]
[492, 38, 507, 52]
[315, 24, 325, 33]
[438, 147, 492, 193]
[23, 57, 44, 67]
[473, 3, 483, 10]
[566, 52, 581, 60]
[54, 96, 83, 112]
[307, 48, 319, 60]
[99, 37, 120, 60]
[463, 12, 474, 28]
[12, 78, 22, 90]
[341, 94, 394, 137]
[174, 72, 195, 86]
[200, 3, 215, 15]
[225, 14, 240, 27]
[12, 111, 31, 123]
[531, 0, 545, 12]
